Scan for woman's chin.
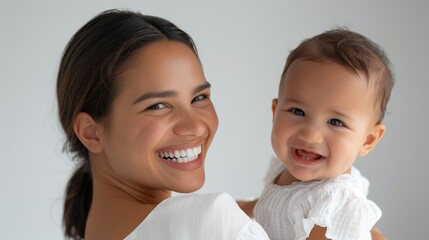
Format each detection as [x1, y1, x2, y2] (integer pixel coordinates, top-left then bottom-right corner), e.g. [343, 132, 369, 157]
[174, 177, 205, 193]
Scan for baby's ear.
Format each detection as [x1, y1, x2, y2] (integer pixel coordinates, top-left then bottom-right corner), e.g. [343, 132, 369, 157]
[359, 124, 386, 157]
[73, 112, 104, 153]
[271, 98, 278, 121]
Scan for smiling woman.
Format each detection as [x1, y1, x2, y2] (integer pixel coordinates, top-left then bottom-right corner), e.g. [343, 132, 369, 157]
[56, 9, 269, 240]
[87, 40, 218, 195]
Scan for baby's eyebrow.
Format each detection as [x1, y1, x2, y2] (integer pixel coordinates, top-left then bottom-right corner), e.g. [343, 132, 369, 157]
[329, 109, 351, 120]
[284, 98, 303, 104]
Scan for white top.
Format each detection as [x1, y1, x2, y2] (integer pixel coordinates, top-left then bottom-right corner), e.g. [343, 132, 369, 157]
[125, 192, 270, 240]
[254, 157, 381, 240]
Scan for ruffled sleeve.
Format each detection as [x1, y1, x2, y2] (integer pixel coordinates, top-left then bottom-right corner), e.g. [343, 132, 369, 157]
[292, 176, 382, 240]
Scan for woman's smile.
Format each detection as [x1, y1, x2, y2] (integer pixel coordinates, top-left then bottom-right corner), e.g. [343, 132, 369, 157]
[158, 145, 202, 163]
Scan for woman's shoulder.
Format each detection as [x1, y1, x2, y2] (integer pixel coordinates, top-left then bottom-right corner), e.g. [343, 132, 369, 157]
[156, 192, 246, 217]
[125, 192, 269, 240]
[169, 192, 238, 208]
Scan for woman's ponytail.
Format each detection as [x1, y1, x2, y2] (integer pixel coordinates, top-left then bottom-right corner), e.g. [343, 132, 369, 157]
[63, 161, 92, 239]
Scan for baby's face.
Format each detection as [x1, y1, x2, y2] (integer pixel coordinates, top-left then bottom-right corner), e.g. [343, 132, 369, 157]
[271, 60, 383, 182]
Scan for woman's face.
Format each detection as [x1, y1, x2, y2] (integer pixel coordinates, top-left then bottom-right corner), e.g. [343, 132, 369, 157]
[97, 40, 218, 193]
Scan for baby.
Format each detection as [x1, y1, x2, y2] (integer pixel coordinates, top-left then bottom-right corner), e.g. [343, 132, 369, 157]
[253, 28, 393, 239]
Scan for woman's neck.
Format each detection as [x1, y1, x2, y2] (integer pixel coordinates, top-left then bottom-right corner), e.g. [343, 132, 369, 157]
[85, 153, 171, 240]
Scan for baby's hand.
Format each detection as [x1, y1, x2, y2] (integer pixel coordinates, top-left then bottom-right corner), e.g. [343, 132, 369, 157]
[371, 227, 388, 240]
[236, 199, 258, 218]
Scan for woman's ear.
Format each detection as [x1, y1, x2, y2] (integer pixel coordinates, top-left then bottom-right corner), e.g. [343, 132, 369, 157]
[272, 98, 278, 122]
[359, 124, 386, 157]
[73, 112, 104, 153]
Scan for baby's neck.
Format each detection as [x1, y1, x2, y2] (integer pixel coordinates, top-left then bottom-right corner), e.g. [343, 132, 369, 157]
[275, 168, 352, 186]
[275, 169, 300, 186]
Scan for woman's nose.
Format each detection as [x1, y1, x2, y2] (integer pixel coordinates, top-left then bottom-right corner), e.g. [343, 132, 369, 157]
[173, 110, 205, 137]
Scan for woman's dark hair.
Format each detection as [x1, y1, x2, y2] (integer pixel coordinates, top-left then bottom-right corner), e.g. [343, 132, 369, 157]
[57, 9, 198, 239]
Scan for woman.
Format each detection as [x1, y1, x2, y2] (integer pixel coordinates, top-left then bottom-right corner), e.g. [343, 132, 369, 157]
[57, 9, 268, 239]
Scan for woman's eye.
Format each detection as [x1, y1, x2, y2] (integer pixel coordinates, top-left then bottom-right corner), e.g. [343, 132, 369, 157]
[289, 108, 305, 116]
[328, 118, 345, 127]
[145, 102, 166, 111]
[192, 94, 208, 103]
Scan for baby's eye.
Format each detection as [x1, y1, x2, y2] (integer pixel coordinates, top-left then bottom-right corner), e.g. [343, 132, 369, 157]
[289, 108, 305, 116]
[145, 102, 166, 111]
[328, 118, 345, 127]
[192, 94, 208, 103]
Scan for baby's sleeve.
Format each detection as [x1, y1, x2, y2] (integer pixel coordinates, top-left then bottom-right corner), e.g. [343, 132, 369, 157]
[293, 180, 382, 240]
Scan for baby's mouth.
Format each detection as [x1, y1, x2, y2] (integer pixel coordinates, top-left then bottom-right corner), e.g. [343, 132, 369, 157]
[158, 145, 202, 163]
[295, 149, 323, 161]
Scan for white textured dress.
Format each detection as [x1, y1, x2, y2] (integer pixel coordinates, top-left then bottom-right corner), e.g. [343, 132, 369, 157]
[125, 192, 270, 240]
[254, 157, 381, 240]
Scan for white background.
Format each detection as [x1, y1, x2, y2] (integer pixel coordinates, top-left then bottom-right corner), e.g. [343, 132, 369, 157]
[1, 0, 428, 239]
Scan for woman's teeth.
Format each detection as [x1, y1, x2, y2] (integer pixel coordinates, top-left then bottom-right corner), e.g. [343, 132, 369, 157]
[159, 146, 202, 163]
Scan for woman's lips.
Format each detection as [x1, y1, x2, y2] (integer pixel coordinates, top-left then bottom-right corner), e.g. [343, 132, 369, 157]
[158, 145, 202, 163]
[158, 145, 204, 171]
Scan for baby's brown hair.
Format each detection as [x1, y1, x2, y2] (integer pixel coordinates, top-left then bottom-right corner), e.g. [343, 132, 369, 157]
[280, 28, 394, 123]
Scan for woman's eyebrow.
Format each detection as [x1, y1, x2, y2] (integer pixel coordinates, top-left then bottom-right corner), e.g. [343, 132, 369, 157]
[132, 90, 177, 105]
[132, 82, 211, 105]
[193, 82, 211, 94]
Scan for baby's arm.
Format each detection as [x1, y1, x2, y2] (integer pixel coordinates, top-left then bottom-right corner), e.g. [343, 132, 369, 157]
[307, 226, 386, 240]
[236, 199, 258, 218]
[371, 227, 387, 240]
[307, 226, 330, 240]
